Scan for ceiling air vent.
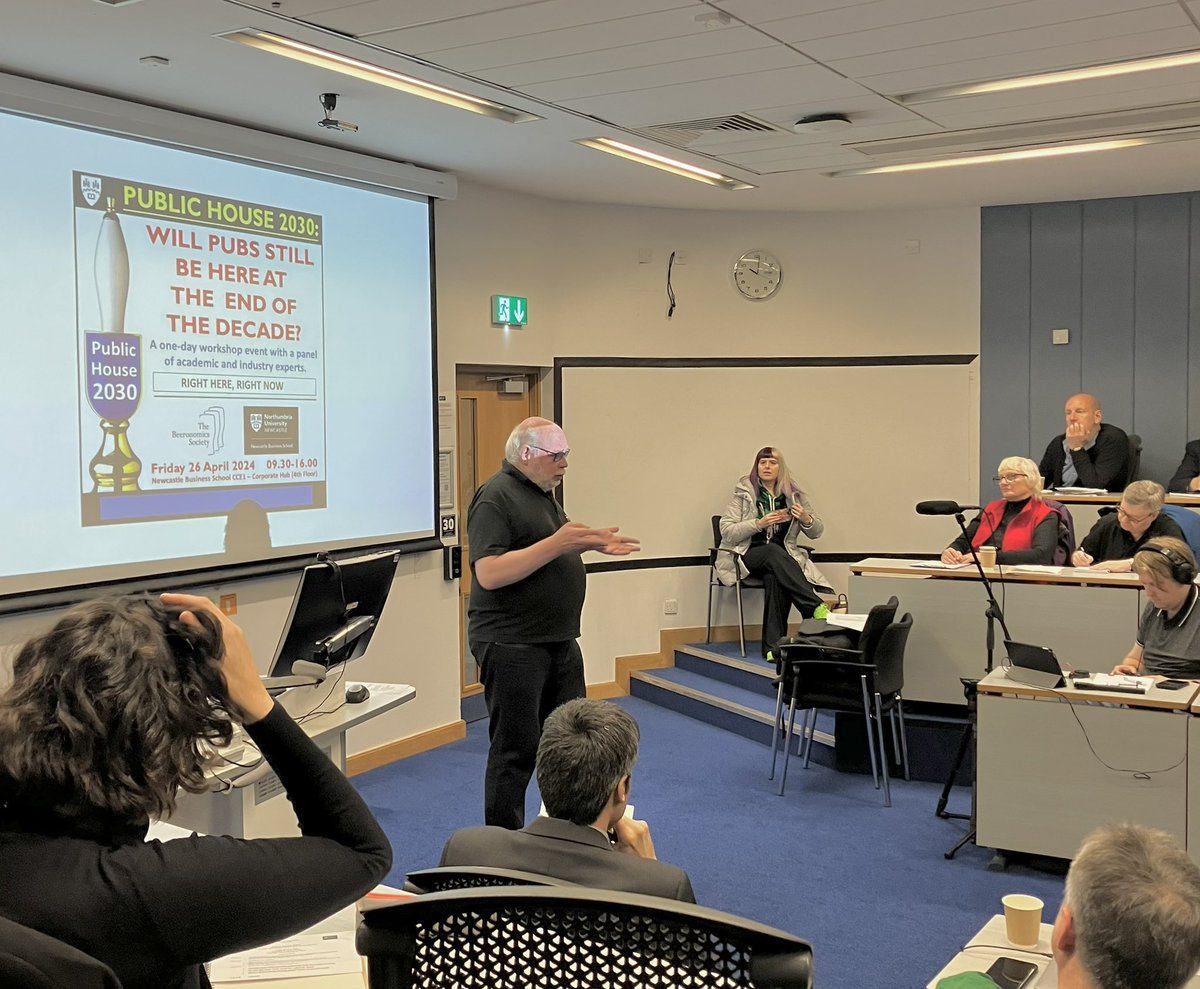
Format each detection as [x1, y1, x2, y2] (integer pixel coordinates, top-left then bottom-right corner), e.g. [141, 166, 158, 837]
[632, 113, 781, 147]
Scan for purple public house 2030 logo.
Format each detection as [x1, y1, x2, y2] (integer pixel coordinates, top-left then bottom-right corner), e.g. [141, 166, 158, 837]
[85, 332, 142, 422]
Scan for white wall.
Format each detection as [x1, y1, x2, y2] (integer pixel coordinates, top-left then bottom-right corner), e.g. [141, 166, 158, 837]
[437, 181, 982, 686]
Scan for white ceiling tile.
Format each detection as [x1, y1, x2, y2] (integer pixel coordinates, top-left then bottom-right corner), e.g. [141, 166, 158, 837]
[756, 0, 1052, 44]
[482, 29, 776, 85]
[525, 47, 807, 101]
[362, 0, 698, 54]
[244, 0, 533, 26]
[560, 63, 869, 126]
[781, 1, 1182, 62]
[423, 11, 762, 73]
[713, 0, 872, 19]
[853, 28, 1192, 93]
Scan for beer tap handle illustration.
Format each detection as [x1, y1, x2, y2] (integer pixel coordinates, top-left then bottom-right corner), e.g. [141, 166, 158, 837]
[87, 196, 142, 493]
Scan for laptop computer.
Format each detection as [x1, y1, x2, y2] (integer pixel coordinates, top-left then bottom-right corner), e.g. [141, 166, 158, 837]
[1003, 640, 1067, 688]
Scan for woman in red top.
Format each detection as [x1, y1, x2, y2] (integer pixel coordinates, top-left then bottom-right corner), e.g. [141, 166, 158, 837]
[941, 456, 1058, 566]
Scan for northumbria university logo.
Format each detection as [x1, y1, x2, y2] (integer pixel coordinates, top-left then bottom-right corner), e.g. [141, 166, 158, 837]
[249, 413, 263, 433]
[80, 175, 102, 207]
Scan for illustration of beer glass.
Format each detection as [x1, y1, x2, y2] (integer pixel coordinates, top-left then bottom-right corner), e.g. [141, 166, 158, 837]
[86, 196, 142, 492]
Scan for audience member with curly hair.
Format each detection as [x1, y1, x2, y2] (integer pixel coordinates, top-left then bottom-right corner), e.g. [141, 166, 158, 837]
[0, 592, 392, 989]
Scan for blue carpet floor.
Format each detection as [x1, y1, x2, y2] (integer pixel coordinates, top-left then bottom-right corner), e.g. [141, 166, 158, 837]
[354, 695, 1065, 989]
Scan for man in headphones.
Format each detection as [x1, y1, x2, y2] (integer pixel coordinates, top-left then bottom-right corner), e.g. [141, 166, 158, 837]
[1112, 537, 1200, 678]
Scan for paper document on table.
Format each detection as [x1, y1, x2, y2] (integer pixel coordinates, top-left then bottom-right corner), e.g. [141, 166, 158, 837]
[1052, 486, 1108, 495]
[911, 561, 971, 570]
[1004, 565, 1066, 575]
[208, 907, 360, 982]
[826, 613, 867, 632]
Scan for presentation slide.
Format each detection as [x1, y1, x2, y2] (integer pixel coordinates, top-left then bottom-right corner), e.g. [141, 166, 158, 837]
[2, 106, 436, 597]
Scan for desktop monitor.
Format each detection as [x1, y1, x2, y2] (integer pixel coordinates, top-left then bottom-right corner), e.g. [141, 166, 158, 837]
[267, 549, 400, 685]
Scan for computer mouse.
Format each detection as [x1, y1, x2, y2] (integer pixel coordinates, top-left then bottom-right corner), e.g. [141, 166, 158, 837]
[345, 683, 370, 704]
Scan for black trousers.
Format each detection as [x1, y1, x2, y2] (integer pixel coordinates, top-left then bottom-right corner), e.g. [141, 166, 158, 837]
[473, 638, 586, 830]
[743, 543, 824, 657]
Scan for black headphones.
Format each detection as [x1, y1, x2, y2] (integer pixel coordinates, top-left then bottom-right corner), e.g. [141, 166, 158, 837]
[1138, 544, 1197, 585]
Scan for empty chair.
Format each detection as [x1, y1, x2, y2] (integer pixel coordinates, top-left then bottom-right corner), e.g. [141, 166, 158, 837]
[769, 596, 898, 782]
[706, 514, 765, 657]
[358, 885, 813, 989]
[1162, 504, 1200, 560]
[773, 613, 914, 806]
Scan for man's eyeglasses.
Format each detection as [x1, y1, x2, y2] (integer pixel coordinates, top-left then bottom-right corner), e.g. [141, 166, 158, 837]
[993, 474, 1025, 483]
[1117, 506, 1151, 524]
[529, 445, 570, 463]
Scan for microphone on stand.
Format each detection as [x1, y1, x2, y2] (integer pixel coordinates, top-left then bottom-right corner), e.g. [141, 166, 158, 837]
[915, 501, 982, 516]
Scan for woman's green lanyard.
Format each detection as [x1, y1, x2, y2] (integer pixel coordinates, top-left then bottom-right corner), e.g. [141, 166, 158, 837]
[757, 484, 787, 540]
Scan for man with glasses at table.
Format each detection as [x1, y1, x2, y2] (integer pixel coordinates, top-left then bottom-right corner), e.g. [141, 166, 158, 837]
[467, 416, 640, 829]
[1072, 480, 1183, 571]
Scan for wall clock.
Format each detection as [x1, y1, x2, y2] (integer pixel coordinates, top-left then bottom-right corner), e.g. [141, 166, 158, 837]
[732, 249, 782, 300]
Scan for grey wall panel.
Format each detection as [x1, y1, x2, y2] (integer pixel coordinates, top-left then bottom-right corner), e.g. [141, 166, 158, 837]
[1133, 195, 1190, 487]
[1081, 198, 1135, 430]
[980, 206, 1031, 503]
[982, 191, 1197, 497]
[1029, 203, 1083, 461]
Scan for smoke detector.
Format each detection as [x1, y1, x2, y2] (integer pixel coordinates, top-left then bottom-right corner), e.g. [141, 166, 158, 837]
[793, 113, 852, 135]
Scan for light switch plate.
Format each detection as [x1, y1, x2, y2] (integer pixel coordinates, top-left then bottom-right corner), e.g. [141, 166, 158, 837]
[1052, 328, 1070, 345]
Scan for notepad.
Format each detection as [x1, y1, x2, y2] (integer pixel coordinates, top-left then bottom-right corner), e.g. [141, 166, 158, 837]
[911, 561, 972, 570]
[1072, 673, 1153, 694]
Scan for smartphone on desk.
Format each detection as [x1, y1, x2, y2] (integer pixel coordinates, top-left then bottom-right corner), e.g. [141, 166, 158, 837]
[985, 956, 1038, 989]
[1159, 679, 1191, 690]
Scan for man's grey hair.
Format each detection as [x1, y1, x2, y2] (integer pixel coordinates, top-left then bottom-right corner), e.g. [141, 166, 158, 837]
[535, 699, 639, 827]
[1123, 480, 1166, 514]
[1065, 823, 1200, 989]
[504, 422, 541, 465]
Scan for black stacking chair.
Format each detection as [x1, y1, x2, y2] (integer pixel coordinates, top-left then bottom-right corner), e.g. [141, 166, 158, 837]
[768, 595, 898, 788]
[773, 613, 914, 806]
[706, 514, 765, 657]
[358, 885, 814, 989]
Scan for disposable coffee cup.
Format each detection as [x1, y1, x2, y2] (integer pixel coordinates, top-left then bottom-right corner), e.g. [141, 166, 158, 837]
[978, 546, 997, 568]
[1002, 893, 1044, 947]
[1039, 476, 1047, 492]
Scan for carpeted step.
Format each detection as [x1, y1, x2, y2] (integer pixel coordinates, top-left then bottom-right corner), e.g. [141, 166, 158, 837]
[630, 666, 836, 767]
[673, 644, 778, 696]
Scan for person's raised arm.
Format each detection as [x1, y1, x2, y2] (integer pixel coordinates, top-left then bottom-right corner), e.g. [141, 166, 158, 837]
[1070, 430, 1128, 490]
[474, 522, 638, 590]
[1168, 443, 1200, 494]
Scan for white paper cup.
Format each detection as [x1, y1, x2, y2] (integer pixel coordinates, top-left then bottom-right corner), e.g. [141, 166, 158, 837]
[1002, 893, 1044, 947]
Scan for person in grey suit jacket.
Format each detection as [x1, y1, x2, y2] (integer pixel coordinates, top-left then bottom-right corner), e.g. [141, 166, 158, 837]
[439, 699, 695, 902]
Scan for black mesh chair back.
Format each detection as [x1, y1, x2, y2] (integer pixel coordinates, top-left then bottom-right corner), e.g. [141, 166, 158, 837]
[358, 885, 813, 989]
[405, 865, 576, 894]
[0, 916, 122, 989]
[1127, 433, 1142, 483]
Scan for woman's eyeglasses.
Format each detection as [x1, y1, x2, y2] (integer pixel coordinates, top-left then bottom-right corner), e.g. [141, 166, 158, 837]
[992, 474, 1025, 483]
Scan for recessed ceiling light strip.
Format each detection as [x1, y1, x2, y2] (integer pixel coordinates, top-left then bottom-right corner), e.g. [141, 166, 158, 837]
[900, 49, 1200, 104]
[575, 138, 754, 190]
[220, 28, 539, 123]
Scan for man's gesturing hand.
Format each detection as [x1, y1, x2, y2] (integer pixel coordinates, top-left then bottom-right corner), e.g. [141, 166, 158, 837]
[556, 522, 640, 556]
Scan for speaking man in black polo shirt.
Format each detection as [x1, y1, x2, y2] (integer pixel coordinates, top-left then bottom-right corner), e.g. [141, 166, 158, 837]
[467, 417, 639, 829]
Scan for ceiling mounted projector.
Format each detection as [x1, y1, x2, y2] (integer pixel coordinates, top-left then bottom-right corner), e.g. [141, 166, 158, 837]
[792, 113, 852, 135]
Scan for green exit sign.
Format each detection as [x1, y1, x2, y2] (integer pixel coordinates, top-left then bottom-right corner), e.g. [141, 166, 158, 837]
[491, 295, 528, 326]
